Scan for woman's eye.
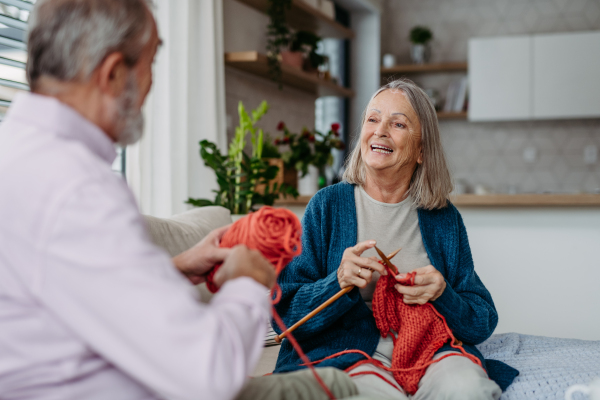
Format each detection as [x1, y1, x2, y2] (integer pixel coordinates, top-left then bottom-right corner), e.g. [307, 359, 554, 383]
[368, 118, 377, 123]
[395, 123, 405, 128]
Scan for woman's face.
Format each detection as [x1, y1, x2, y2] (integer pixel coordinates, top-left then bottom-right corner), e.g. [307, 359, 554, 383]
[360, 89, 423, 178]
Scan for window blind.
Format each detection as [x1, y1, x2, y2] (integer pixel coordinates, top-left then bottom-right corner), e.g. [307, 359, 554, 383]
[0, 0, 31, 120]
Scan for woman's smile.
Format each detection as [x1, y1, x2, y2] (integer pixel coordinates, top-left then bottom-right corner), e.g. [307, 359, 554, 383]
[370, 143, 394, 155]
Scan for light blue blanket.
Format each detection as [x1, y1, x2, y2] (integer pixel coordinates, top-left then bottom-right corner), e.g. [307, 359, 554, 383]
[477, 333, 600, 400]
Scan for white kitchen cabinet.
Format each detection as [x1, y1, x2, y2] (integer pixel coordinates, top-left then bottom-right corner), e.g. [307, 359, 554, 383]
[468, 36, 532, 121]
[533, 31, 600, 119]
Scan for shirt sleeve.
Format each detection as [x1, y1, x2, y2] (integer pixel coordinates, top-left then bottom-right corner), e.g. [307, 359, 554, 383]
[36, 178, 271, 400]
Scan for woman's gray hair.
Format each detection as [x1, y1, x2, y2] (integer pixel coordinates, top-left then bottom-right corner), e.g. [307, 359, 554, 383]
[343, 78, 453, 210]
[26, 0, 154, 90]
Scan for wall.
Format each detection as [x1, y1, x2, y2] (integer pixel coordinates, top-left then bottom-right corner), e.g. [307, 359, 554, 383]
[381, 0, 600, 194]
[223, 0, 317, 144]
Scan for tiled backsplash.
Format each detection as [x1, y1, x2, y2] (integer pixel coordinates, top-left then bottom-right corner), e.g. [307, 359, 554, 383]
[382, 0, 600, 193]
[441, 119, 600, 194]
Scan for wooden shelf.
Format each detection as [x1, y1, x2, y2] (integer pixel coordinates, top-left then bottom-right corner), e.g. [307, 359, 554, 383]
[236, 0, 354, 39]
[381, 62, 468, 75]
[276, 193, 600, 207]
[437, 111, 467, 120]
[225, 51, 354, 98]
[452, 194, 600, 207]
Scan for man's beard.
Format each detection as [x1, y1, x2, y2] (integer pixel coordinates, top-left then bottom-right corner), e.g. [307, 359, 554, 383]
[115, 73, 145, 147]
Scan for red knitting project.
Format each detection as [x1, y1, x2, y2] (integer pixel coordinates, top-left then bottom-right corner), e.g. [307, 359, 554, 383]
[304, 264, 483, 396]
[203, 207, 336, 400]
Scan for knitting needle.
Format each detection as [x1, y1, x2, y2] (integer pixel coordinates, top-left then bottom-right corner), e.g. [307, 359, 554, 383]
[274, 247, 402, 344]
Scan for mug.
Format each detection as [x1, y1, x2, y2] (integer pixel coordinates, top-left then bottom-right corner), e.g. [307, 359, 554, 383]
[565, 378, 600, 400]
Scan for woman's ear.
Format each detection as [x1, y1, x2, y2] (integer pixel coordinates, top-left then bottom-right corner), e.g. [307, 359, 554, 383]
[417, 147, 423, 164]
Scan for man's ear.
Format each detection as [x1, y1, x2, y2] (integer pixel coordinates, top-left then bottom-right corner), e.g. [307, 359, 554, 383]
[96, 52, 128, 98]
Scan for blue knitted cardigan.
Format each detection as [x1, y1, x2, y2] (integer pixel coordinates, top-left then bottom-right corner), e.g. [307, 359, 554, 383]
[273, 182, 518, 391]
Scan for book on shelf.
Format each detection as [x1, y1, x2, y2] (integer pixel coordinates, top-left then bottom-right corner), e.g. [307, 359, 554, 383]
[443, 77, 468, 113]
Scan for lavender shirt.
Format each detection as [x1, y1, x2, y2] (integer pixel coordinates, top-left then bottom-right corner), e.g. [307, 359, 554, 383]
[0, 93, 270, 400]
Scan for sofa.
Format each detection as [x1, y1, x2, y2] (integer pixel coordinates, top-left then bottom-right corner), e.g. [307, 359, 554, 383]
[143, 206, 281, 377]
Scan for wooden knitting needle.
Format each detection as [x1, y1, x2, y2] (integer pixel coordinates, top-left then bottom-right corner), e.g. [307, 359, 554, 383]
[274, 247, 401, 344]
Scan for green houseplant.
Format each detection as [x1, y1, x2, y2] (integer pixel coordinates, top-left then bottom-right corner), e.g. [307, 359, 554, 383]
[186, 101, 297, 215]
[409, 26, 433, 64]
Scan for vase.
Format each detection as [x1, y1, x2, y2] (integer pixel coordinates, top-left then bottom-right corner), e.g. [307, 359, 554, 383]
[410, 43, 431, 64]
[280, 51, 304, 69]
[297, 165, 320, 196]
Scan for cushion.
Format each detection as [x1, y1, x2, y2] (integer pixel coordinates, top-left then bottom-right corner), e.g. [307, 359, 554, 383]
[143, 206, 232, 303]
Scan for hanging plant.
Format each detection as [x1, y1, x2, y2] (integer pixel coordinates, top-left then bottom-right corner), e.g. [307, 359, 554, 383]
[266, 0, 292, 88]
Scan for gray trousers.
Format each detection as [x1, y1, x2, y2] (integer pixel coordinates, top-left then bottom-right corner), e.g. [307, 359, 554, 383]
[351, 336, 502, 400]
[235, 367, 359, 400]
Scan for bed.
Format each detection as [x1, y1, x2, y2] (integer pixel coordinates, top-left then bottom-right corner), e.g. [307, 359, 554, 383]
[477, 333, 600, 399]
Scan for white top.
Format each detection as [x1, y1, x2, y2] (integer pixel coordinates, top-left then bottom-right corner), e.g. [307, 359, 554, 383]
[0, 93, 271, 400]
[354, 186, 431, 306]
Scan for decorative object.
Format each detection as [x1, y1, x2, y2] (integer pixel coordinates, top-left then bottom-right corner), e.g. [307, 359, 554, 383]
[280, 50, 304, 69]
[409, 26, 433, 64]
[382, 53, 396, 69]
[297, 165, 320, 196]
[566, 378, 600, 400]
[186, 101, 297, 214]
[266, 0, 293, 87]
[289, 30, 326, 73]
[320, 0, 335, 19]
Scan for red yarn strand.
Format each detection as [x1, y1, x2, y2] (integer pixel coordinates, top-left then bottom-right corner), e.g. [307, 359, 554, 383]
[204, 207, 335, 400]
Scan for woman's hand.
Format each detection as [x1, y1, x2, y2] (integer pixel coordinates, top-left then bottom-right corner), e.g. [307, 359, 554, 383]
[394, 265, 446, 304]
[337, 240, 388, 289]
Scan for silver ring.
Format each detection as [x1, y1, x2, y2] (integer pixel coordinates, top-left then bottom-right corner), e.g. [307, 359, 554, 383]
[357, 267, 362, 277]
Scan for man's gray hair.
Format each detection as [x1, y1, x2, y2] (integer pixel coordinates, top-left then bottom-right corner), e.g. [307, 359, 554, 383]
[343, 78, 453, 210]
[27, 0, 154, 90]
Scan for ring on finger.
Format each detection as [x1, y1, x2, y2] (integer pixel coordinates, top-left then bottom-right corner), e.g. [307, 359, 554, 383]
[357, 267, 362, 277]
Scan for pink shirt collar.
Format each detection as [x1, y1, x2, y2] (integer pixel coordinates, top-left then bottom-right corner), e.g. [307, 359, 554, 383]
[7, 92, 117, 164]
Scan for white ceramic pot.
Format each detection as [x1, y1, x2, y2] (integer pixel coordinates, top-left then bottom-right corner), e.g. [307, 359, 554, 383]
[410, 43, 431, 64]
[297, 165, 320, 196]
[566, 378, 600, 400]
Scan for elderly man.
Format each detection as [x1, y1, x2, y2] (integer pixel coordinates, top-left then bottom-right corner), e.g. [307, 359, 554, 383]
[0, 1, 356, 400]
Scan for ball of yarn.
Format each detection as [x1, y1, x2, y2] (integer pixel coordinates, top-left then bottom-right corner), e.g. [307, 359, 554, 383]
[205, 206, 302, 293]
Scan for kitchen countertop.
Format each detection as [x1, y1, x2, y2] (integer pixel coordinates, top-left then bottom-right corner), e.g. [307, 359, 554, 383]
[275, 193, 600, 207]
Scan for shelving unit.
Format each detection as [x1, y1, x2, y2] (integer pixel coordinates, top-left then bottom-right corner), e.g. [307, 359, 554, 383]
[381, 61, 469, 120]
[236, 0, 354, 39]
[225, 51, 354, 98]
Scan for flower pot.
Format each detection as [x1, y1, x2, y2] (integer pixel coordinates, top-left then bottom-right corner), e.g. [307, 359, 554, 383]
[297, 165, 320, 196]
[280, 51, 304, 69]
[410, 43, 431, 64]
[255, 158, 284, 194]
[283, 166, 298, 190]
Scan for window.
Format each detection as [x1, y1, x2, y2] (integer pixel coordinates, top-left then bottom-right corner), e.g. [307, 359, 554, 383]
[0, 1, 126, 178]
[0, 0, 30, 121]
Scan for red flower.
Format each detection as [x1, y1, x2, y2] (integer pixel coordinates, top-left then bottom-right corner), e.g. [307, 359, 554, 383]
[331, 123, 340, 133]
[274, 138, 281, 145]
[283, 137, 290, 144]
[308, 135, 315, 143]
[277, 121, 285, 131]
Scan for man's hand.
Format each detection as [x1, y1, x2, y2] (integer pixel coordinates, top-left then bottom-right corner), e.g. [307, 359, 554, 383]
[173, 225, 232, 285]
[394, 265, 446, 305]
[213, 245, 276, 289]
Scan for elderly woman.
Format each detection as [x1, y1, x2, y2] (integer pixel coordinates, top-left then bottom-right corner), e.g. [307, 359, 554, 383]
[273, 79, 517, 399]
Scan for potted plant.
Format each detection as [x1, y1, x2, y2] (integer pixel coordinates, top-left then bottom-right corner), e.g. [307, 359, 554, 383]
[274, 122, 344, 195]
[409, 26, 433, 64]
[186, 101, 297, 216]
[266, 0, 292, 87]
